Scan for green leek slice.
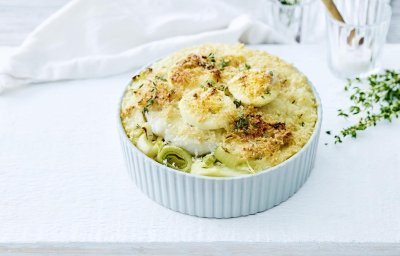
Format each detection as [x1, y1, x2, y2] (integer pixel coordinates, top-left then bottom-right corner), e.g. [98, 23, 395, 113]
[214, 146, 245, 169]
[136, 134, 158, 158]
[202, 154, 216, 167]
[156, 145, 192, 172]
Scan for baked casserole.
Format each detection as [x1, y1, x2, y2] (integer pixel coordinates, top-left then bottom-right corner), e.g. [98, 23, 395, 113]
[120, 44, 318, 177]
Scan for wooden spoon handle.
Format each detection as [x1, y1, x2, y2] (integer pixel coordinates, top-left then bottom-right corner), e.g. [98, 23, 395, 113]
[321, 0, 358, 45]
[321, 0, 345, 22]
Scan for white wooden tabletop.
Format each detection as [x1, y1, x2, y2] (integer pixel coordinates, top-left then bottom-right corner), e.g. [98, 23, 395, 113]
[1, 44, 400, 256]
[0, 0, 399, 46]
[1, 1, 400, 255]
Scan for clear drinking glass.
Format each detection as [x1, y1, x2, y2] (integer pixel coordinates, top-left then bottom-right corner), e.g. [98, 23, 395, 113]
[264, 0, 323, 43]
[326, 0, 392, 78]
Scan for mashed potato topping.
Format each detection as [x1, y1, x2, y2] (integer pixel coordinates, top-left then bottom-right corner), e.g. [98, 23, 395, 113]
[120, 44, 318, 177]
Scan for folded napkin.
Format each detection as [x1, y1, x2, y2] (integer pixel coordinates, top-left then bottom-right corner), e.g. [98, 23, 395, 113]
[0, 0, 323, 92]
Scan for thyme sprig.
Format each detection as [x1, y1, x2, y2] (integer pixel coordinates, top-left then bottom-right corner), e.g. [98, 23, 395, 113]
[334, 70, 400, 143]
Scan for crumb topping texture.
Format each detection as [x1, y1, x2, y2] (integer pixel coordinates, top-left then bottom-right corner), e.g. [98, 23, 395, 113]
[121, 44, 318, 176]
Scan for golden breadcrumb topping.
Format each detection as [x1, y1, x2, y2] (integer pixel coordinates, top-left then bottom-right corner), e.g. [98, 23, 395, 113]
[121, 43, 318, 171]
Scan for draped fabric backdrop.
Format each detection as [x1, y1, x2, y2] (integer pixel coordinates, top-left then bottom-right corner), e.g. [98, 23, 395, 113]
[0, 0, 326, 92]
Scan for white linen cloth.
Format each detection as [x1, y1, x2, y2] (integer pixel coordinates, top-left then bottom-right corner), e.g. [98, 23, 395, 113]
[0, 0, 322, 92]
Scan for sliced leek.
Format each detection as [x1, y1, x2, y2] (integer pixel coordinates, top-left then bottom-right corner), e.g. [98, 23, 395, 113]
[156, 145, 192, 172]
[136, 134, 158, 158]
[214, 146, 245, 169]
[202, 154, 216, 167]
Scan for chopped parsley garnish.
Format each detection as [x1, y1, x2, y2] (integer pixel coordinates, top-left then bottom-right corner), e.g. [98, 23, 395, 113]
[244, 63, 251, 70]
[326, 131, 331, 135]
[334, 70, 400, 143]
[268, 70, 274, 76]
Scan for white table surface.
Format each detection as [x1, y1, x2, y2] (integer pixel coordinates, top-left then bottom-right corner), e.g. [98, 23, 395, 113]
[1, 44, 400, 256]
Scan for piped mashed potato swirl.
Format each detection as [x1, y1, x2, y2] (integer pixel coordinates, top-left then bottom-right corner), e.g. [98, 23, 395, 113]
[120, 44, 318, 177]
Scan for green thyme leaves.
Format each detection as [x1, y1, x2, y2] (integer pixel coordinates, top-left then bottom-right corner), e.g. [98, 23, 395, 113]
[143, 98, 155, 114]
[155, 75, 167, 82]
[207, 53, 216, 63]
[234, 115, 249, 130]
[334, 70, 400, 143]
[233, 99, 242, 108]
[220, 58, 230, 70]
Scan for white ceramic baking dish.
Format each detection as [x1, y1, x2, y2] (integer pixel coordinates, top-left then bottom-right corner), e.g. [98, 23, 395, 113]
[118, 66, 322, 218]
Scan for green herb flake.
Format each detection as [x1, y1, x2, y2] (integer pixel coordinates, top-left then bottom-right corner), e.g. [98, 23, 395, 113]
[220, 58, 230, 70]
[207, 53, 216, 63]
[142, 98, 155, 114]
[233, 99, 242, 108]
[338, 109, 349, 117]
[155, 75, 167, 82]
[235, 116, 249, 130]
